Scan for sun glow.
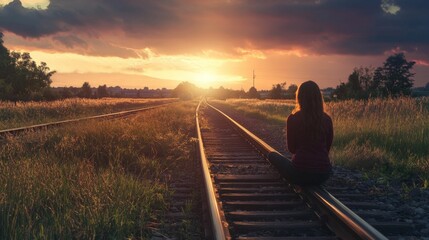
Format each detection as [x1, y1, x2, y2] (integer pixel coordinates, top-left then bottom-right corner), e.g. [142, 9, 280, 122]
[12, 48, 248, 89]
[194, 71, 218, 88]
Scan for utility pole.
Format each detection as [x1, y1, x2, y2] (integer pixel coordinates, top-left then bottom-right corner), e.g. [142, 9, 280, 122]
[253, 69, 256, 88]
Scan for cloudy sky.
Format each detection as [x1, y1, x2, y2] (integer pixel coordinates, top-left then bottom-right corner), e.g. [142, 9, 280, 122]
[1, 0, 428, 89]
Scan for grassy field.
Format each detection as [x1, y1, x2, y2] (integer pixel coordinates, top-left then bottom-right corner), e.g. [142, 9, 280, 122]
[212, 99, 295, 124]
[0, 98, 176, 130]
[0, 101, 198, 239]
[212, 97, 429, 186]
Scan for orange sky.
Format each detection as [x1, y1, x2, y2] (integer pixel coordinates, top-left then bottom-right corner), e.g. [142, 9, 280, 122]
[1, 0, 429, 90]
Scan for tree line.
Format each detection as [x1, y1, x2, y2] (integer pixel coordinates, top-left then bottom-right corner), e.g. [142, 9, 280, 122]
[267, 53, 422, 101]
[56, 83, 110, 99]
[173, 81, 300, 100]
[269, 82, 297, 99]
[58, 83, 172, 99]
[332, 53, 416, 100]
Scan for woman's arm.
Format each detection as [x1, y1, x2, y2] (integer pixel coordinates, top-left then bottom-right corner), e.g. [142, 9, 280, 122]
[286, 115, 297, 154]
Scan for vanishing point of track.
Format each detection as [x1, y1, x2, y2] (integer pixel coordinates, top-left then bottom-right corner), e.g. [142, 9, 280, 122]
[196, 101, 393, 240]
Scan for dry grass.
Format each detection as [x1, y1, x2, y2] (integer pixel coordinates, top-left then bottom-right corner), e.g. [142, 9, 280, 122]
[0, 98, 176, 130]
[0, 101, 197, 239]
[213, 99, 295, 124]
[328, 97, 429, 182]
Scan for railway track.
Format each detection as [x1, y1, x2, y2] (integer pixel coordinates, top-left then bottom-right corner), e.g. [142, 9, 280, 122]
[0, 101, 175, 136]
[196, 101, 410, 239]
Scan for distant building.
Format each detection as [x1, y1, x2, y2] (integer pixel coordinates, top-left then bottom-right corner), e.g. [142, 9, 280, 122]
[259, 90, 270, 99]
[321, 88, 335, 100]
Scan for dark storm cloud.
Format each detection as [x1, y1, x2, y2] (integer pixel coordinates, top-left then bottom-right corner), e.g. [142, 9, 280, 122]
[53, 35, 88, 49]
[1, 0, 428, 60]
[0, 0, 63, 37]
[221, 0, 429, 56]
[0, 0, 183, 37]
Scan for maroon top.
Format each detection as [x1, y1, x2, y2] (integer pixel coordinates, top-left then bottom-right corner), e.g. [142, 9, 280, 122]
[286, 111, 333, 172]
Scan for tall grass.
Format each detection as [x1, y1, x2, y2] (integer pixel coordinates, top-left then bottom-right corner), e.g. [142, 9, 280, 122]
[0, 98, 175, 130]
[214, 99, 295, 124]
[0, 101, 197, 239]
[328, 97, 429, 182]
[213, 98, 429, 183]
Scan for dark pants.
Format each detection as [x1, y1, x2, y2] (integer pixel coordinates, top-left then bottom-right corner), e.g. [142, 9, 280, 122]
[268, 152, 331, 186]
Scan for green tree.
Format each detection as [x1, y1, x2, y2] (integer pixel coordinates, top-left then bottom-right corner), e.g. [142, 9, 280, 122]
[285, 84, 298, 99]
[369, 67, 384, 97]
[270, 82, 286, 99]
[97, 84, 109, 98]
[247, 87, 260, 99]
[379, 53, 415, 97]
[346, 69, 365, 99]
[173, 82, 200, 100]
[59, 87, 74, 98]
[0, 32, 13, 100]
[2, 52, 55, 101]
[332, 82, 347, 100]
[0, 32, 10, 73]
[333, 67, 373, 100]
[0, 33, 56, 101]
[11, 52, 55, 100]
[79, 82, 93, 98]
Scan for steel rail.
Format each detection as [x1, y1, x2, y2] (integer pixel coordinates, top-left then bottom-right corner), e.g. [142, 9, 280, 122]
[207, 103, 276, 155]
[0, 101, 175, 136]
[304, 187, 389, 240]
[196, 100, 230, 240]
[207, 102, 388, 240]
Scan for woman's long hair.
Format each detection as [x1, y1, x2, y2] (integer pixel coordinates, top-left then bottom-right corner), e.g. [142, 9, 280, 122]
[293, 81, 325, 141]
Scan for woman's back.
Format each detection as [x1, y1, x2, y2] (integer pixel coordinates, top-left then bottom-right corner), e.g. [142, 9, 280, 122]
[269, 80, 333, 185]
[286, 110, 333, 172]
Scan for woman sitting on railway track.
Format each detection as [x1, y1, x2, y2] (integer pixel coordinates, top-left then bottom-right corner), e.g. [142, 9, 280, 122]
[269, 80, 333, 185]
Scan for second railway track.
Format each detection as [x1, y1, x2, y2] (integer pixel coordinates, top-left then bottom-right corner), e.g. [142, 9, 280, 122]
[0, 100, 176, 136]
[196, 101, 409, 239]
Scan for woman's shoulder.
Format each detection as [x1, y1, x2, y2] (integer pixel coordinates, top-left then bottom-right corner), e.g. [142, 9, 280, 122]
[322, 112, 332, 119]
[287, 111, 303, 122]
[322, 112, 333, 124]
[288, 110, 301, 118]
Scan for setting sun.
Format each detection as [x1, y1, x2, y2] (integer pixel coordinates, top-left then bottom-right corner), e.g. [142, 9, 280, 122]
[194, 71, 218, 88]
